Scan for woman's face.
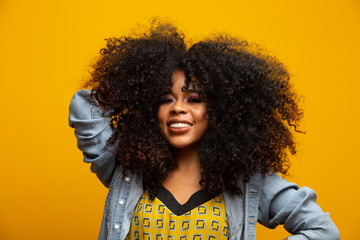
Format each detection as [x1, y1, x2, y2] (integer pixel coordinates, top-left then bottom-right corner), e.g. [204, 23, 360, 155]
[157, 70, 208, 149]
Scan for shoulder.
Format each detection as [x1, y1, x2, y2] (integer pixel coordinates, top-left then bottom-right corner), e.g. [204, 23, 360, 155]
[260, 172, 299, 194]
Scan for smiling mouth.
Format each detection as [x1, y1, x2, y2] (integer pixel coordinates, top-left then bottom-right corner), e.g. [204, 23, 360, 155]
[167, 121, 192, 134]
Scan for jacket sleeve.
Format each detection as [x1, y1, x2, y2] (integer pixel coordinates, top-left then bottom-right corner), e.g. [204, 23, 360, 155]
[257, 172, 340, 240]
[68, 90, 119, 188]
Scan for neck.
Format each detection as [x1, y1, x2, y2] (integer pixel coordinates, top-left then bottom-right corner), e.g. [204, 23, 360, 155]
[172, 145, 201, 171]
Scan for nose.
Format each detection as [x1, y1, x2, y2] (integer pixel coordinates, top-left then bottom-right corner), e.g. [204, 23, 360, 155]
[170, 100, 188, 114]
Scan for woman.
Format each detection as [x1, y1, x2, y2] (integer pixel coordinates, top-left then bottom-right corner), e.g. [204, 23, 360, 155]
[69, 21, 339, 239]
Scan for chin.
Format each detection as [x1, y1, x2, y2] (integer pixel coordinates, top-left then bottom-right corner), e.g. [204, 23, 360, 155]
[168, 142, 191, 149]
[167, 139, 199, 149]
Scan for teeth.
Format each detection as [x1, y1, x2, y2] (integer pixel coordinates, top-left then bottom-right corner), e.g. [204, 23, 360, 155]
[169, 123, 191, 128]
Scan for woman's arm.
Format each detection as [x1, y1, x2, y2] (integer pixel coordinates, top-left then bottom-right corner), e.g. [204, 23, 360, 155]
[258, 172, 340, 240]
[68, 90, 118, 187]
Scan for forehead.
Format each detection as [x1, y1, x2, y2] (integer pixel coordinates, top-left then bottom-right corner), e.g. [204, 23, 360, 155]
[170, 70, 201, 93]
[171, 70, 186, 87]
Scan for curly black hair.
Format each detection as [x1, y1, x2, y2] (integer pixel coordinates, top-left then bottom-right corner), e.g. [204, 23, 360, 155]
[85, 20, 304, 197]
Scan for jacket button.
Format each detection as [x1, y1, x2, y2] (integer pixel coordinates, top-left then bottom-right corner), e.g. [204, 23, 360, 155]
[114, 224, 120, 229]
[124, 177, 130, 182]
[119, 200, 124, 205]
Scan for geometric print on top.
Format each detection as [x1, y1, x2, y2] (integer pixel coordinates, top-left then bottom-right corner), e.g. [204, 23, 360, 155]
[125, 187, 228, 240]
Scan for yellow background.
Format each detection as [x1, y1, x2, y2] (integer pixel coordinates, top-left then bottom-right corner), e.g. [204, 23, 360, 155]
[1, 0, 359, 239]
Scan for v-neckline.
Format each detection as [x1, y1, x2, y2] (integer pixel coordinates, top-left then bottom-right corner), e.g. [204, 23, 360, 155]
[155, 185, 213, 216]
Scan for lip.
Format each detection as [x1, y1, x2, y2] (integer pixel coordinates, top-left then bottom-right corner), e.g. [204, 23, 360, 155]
[167, 119, 193, 134]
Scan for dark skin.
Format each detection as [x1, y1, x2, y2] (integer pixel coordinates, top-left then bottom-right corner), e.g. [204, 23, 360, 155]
[158, 70, 208, 204]
[162, 145, 202, 204]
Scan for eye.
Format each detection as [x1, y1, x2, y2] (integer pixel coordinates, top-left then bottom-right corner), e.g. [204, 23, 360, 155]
[187, 97, 202, 103]
[160, 97, 174, 104]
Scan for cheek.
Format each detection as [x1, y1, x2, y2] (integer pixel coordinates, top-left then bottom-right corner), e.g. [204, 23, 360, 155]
[194, 106, 208, 122]
[194, 108, 209, 131]
[199, 119, 209, 131]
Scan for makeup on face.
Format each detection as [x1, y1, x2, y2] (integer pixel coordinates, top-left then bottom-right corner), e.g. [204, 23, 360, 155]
[157, 70, 208, 149]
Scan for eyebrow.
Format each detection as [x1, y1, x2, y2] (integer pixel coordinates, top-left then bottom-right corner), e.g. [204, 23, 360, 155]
[162, 86, 200, 94]
[181, 86, 201, 94]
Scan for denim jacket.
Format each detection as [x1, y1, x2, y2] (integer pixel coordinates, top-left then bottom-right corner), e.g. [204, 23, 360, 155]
[69, 90, 340, 240]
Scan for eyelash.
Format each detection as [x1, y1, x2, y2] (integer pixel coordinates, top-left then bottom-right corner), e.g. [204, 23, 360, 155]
[187, 97, 202, 103]
[160, 98, 173, 104]
[160, 97, 202, 104]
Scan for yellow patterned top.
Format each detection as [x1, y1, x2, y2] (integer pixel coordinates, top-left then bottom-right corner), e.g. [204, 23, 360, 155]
[125, 187, 228, 240]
